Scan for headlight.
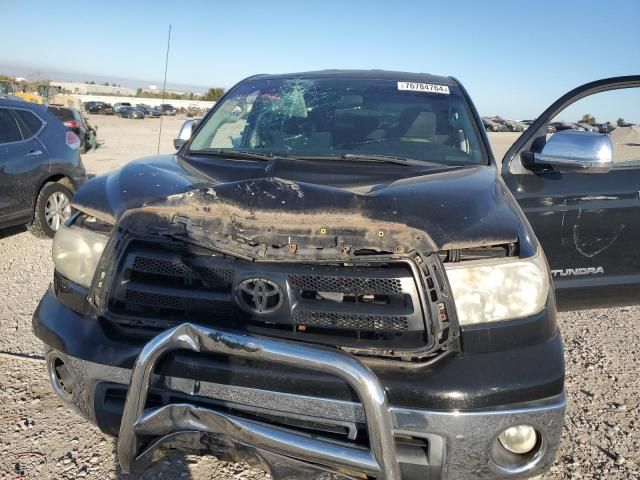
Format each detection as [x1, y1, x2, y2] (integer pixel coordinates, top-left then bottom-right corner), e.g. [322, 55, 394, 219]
[444, 252, 549, 325]
[52, 216, 111, 289]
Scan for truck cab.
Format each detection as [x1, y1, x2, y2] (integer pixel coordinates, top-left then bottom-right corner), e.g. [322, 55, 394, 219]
[33, 71, 639, 480]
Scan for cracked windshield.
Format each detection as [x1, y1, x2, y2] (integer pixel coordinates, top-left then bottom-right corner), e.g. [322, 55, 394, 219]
[189, 78, 485, 165]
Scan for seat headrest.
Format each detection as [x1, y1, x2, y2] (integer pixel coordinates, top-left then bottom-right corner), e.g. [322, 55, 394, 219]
[403, 111, 436, 139]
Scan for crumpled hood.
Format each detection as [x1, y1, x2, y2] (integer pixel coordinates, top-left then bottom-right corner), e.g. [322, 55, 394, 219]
[72, 154, 527, 252]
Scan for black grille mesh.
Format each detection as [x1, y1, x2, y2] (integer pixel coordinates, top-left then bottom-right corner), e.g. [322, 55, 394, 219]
[294, 311, 410, 331]
[124, 289, 232, 314]
[107, 243, 430, 355]
[288, 274, 402, 294]
[132, 256, 233, 285]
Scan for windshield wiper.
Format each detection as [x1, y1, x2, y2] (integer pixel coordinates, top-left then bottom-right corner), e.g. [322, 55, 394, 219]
[341, 154, 441, 167]
[194, 150, 451, 168]
[191, 149, 293, 162]
[293, 153, 432, 167]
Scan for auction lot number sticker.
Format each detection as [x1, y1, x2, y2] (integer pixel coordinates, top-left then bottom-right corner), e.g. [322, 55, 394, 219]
[397, 82, 450, 94]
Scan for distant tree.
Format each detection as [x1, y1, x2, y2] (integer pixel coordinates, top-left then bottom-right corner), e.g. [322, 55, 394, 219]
[136, 88, 143, 96]
[580, 114, 596, 125]
[0, 74, 14, 81]
[89, 81, 95, 85]
[103, 82, 109, 86]
[202, 87, 225, 101]
[617, 117, 626, 127]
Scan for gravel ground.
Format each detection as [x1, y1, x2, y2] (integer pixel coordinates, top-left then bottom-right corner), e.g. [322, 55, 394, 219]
[0, 128, 638, 479]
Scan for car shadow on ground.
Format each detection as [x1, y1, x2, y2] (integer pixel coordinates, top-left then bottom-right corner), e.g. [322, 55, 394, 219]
[0, 225, 27, 240]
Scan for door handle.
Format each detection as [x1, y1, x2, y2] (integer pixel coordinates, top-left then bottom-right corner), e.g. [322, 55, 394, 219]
[26, 150, 43, 157]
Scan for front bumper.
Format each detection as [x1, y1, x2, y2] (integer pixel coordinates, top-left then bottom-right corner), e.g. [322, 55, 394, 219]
[41, 329, 565, 479]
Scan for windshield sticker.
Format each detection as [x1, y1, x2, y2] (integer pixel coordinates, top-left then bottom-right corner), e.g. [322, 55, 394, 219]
[397, 82, 450, 95]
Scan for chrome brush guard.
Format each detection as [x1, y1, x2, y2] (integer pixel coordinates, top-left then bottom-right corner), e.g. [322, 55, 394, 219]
[117, 323, 402, 479]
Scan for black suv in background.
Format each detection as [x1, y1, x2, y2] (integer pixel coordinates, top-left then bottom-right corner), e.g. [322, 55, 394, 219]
[84, 101, 114, 115]
[0, 99, 86, 237]
[159, 103, 176, 115]
[47, 105, 97, 153]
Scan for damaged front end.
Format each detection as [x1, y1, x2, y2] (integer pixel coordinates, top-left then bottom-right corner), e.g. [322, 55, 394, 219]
[53, 181, 471, 478]
[39, 162, 562, 479]
[91, 181, 461, 362]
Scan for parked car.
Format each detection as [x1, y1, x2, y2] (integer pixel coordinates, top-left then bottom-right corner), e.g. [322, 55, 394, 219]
[174, 118, 201, 149]
[113, 102, 132, 113]
[550, 121, 585, 131]
[84, 101, 114, 115]
[33, 71, 640, 480]
[482, 116, 506, 132]
[47, 105, 97, 153]
[512, 120, 528, 131]
[100, 103, 115, 115]
[117, 106, 145, 119]
[596, 122, 616, 133]
[521, 117, 555, 132]
[186, 105, 203, 117]
[492, 117, 525, 132]
[577, 122, 599, 133]
[0, 99, 86, 237]
[135, 105, 161, 118]
[159, 103, 176, 115]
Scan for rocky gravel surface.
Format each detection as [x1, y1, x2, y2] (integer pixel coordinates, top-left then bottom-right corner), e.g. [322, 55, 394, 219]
[0, 133, 638, 478]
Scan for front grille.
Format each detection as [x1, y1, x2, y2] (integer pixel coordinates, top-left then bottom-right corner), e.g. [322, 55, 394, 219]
[289, 274, 403, 295]
[123, 288, 233, 314]
[294, 311, 410, 331]
[106, 241, 430, 354]
[131, 255, 233, 287]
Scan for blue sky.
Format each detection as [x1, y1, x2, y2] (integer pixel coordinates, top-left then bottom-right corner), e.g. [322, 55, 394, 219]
[1, 0, 639, 119]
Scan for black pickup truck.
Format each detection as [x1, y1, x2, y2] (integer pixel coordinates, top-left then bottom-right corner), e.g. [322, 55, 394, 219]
[33, 71, 639, 479]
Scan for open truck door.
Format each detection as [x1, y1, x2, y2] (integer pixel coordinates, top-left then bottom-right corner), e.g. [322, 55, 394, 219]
[501, 76, 640, 310]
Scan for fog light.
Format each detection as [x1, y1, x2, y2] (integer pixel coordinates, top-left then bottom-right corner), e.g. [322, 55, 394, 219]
[498, 425, 538, 454]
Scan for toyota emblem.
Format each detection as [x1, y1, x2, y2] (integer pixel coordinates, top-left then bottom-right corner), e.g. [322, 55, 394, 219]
[236, 278, 284, 314]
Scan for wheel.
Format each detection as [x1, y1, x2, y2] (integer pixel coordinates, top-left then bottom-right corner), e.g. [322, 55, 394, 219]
[28, 182, 73, 238]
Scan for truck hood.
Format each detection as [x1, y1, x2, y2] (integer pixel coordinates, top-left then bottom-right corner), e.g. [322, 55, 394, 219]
[72, 154, 526, 253]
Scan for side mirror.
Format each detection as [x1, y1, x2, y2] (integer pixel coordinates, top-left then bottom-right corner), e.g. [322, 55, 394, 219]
[526, 130, 613, 173]
[174, 119, 197, 150]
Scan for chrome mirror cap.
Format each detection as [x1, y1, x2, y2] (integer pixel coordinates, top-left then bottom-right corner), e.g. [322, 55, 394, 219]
[174, 119, 200, 150]
[532, 130, 613, 173]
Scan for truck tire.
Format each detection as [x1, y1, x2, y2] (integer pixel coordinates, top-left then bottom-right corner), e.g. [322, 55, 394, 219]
[28, 182, 73, 238]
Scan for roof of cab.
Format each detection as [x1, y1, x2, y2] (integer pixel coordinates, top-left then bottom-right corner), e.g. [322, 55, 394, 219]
[246, 69, 457, 85]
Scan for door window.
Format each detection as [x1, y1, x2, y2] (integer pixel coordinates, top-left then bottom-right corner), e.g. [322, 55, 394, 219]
[14, 109, 44, 138]
[0, 108, 23, 144]
[549, 88, 640, 169]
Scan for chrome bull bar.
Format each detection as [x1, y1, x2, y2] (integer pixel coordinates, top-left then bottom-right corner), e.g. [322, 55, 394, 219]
[117, 323, 402, 479]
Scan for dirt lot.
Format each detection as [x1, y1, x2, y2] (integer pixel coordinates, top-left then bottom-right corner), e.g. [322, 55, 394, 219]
[0, 121, 638, 479]
[82, 114, 186, 175]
